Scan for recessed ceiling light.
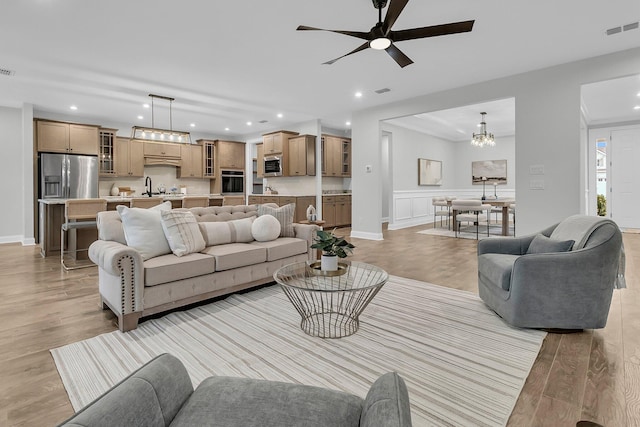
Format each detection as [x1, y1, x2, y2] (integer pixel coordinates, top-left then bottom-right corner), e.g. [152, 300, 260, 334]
[637, 92, 640, 97]
[634, 106, 640, 110]
[225, 127, 230, 131]
[346, 121, 351, 126]
[190, 123, 196, 127]
[354, 92, 363, 98]
[70, 105, 78, 110]
[143, 103, 150, 108]
[246, 121, 252, 126]
[137, 115, 144, 120]
[277, 113, 283, 118]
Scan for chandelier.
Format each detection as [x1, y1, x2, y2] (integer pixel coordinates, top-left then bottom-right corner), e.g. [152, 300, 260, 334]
[471, 112, 495, 147]
[131, 94, 192, 144]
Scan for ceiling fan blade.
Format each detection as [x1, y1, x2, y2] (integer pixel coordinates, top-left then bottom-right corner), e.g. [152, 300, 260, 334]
[390, 20, 475, 42]
[385, 43, 413, 68]
[382, 0, 410, 34]
[323, 42, 370, 65]
[297, 25, 371, 41]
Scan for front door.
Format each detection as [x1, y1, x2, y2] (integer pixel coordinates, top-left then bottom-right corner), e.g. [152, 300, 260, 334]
[610, 128, 640, 229]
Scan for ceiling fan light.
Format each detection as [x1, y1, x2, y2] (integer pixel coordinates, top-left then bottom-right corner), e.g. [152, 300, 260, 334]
[370, 37, 391, 50]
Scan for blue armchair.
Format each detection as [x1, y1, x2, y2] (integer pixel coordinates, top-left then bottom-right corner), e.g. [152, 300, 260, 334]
[477, 215, 623, 329]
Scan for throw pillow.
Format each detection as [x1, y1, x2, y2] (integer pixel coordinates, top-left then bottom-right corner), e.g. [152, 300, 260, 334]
[257, 203, 295, 237]
[116, 202, 172, 260]
[198, 217, 256, 246]
[160, 210, 206, 257]
[251, 214, 281, 242]
[526, 234, 575, 254]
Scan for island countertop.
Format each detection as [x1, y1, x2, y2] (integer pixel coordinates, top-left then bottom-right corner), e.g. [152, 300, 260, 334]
[38, 194, 224, 205]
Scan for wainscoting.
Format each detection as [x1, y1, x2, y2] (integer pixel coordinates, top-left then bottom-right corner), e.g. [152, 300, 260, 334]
[387, 189, 516, 230]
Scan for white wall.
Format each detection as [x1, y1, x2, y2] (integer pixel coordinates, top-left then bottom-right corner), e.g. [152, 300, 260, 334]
[351, 47, 640, 239]
[0, 106, 30, 243]
[452, 136, 516, 191]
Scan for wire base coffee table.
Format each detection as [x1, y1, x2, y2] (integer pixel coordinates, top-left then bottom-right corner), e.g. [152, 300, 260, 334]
[274, 261, 388, 338]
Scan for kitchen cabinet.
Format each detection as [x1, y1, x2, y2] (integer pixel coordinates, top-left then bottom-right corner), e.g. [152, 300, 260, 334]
[262, 131, 298, 155]
[335, 195, 352, 226]
[216, 140, 245, 169]
[143, 141, 181, 166]
[288, 135, 316, 176]
[322, 135, 351, 177]
[256, 143, 264, 178]
[36, 120, 99, 155]
[295, 196, 316, 223]
[202, 140, 215, 178]
[178, 143, 203, 178]
[115, 137, 144, 177]
[99, 128, 117, 176]
[322, 196, 337, 228]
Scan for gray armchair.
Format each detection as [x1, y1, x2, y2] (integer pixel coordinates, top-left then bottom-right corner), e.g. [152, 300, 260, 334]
[59, 353, 412, 427]
[477, 215, 623, 329]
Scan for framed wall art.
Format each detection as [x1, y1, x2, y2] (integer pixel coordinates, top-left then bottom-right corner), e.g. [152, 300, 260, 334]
[472, 159, 507, 184]
[418, 158, 442, 186]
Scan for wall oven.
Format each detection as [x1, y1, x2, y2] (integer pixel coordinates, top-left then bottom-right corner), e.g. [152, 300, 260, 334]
[221, 170, 244, 194]
[263, 156, 282, 177]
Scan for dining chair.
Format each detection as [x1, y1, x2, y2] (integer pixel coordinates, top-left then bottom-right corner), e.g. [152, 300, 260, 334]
[432, 197, 449, 229]
[451, 199, 490, 239]
[222, 195, 246, 206]
[61, 198, 107, 270]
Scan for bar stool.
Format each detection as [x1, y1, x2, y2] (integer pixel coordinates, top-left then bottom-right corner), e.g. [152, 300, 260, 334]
[130, 197, 163, 208]
[182, 196, 209, 208]
[222, 195, 245, 206]
[61, 198, 107, 270]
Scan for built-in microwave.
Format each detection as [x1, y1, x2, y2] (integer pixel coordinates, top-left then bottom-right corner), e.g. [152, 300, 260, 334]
[264, 156, 282, 177]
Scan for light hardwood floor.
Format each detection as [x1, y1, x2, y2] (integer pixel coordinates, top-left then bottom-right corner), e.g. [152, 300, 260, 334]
[0, 225, 638, 426]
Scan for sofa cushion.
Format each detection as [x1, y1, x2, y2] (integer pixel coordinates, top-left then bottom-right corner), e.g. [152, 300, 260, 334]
[161, 210, 206, 257]
[199, 217, 255, 246]
[250, 238, 308, 261]
[170, 376, 363, 427]
[201, 243, 266, 271]
[478, 253, 520, 291]
[258, 203, 295, 237]
[251, 214, 281, 242]
[144, 253, 216, 287]
[117, 202, 172, 260]
[527, 233, 575, 254]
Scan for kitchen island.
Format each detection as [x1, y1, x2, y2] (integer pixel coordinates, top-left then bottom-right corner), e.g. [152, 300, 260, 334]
[38, 194, 226, 257]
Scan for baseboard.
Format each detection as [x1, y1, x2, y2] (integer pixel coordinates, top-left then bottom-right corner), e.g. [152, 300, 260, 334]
[0, 235, 25, 245]
[387, 217, 431, 230]
[350, 230, 384, 241]
[22, 237, 36, 246]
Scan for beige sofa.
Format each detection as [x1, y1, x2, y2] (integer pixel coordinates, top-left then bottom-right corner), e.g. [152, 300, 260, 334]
[89, 205, 318, 332]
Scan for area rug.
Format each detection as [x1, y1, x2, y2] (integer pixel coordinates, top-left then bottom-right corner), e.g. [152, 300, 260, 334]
[51, 276, 546, 427]
[417, 224, 511, 240]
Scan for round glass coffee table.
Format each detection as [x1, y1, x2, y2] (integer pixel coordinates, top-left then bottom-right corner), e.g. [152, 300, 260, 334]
[274, 261, 388, 338]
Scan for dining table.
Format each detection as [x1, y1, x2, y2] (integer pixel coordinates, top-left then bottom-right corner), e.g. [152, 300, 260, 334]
[451, 198, 515, 236]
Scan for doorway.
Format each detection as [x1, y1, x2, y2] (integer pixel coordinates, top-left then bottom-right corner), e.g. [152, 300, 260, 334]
[610, 128, 640, 229]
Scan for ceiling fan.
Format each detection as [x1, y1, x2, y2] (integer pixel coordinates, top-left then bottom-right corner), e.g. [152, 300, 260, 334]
[297, 0, 475, 68]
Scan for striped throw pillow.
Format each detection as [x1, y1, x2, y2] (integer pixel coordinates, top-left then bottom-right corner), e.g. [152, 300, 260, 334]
[258, 203, 295, 237]
[160, 210, 206, 257]
[198, 217, 256, 246]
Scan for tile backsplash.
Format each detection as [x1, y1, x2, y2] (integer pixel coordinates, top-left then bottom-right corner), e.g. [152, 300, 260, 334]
[99, 165, 211, 196]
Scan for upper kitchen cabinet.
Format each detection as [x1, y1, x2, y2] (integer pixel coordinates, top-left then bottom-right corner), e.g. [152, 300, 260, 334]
[201, 140, 215, 178]
[115, 137, 144, 177]
[98, 128, 117, 176]
[322, 135, 351, 177]
[36, 119, 99, 155]
[256, 143, 264, 178]
[288, 134, 316, 176]
[262, 131, 298, 155]
[178, 143, 204, 178]
[216, 140, 245, 169]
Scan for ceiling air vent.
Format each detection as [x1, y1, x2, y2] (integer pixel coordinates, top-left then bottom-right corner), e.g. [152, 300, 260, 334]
[606, 21, 638, 35]
[0, 68, 15, 77]
[258, 120, 268, 124]
[375, 88, 391, 94]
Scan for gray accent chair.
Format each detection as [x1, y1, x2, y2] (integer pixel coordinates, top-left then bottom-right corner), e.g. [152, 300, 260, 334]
[477, 215, 623, 329]
[59, 353, 412, 427]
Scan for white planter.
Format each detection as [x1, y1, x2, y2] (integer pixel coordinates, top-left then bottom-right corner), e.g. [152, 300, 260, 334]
[321, 254, 338, 271]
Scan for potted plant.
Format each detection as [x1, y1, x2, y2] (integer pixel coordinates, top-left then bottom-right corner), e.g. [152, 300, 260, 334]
[311, 229, 355, 271]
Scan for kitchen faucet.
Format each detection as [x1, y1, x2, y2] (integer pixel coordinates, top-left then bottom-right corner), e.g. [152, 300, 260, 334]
[145, 176, 152, 197]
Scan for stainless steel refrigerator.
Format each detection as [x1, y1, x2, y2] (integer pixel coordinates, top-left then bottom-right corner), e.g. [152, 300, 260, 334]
[39, 153, 98, 199]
